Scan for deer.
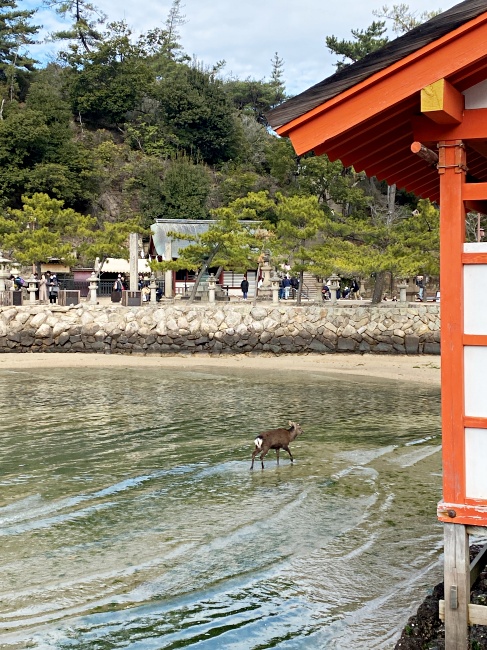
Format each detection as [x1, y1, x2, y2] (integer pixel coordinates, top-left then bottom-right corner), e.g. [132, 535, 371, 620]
[250, 421, 303, 470]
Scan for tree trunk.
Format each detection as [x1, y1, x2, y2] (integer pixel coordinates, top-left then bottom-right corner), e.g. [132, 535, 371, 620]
[188, 245, 219, 304]
[252, 263, 262, 306]
[371, 270, 386, 304]
[296, 269, 304, 305]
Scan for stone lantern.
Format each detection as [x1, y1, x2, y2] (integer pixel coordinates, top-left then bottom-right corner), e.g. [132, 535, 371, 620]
[327, 273, 341, 304]
[27, 274, 38, 305]
[87, 272, 99, 305]
[0, 252, 11, 291]
[208, 273, 216, 303]
[258, 250, 273, 300]
[396, 276, 408, 303]
[271, 275, 280, 304]
[149, 273, 157, 304]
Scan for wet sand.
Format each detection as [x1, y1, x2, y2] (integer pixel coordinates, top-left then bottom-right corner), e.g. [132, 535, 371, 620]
[0, 353, 441, 385]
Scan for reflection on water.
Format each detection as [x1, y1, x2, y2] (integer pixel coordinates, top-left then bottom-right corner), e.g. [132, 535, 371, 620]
[0, 365, 442, 649]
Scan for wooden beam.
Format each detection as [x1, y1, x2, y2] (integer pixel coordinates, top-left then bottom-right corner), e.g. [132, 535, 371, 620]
[411, 141, 439, 166]
[465, 201, 487, 214]
[315, 97, 417, 160]
[340, 133, 412, 172]
[421, 79, 464, 124]
[440, 601, 487, 626]
[470, 542, 487, 588]
[463, 182, 487, 201]
[413, 109, 487, 143]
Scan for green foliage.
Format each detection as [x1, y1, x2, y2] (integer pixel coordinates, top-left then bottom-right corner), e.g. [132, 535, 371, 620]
[158, 155, 211, 221]
[373, 4, 441, 34]
[326, 21, 388, 70]
[1, 192, 144, 268]
[45, 0, 106, 52]
[264, 136, 299, 188]
[2, 192, 94, 265]
[65, 21, 154, 127]
[297, 154, 368, 210]
[0, 0, 39, 96]
[78, 219, 145, 267]
[153, 62, 240, 164]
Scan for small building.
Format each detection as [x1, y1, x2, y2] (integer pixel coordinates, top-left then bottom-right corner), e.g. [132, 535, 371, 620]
[148, 219, 260, 298]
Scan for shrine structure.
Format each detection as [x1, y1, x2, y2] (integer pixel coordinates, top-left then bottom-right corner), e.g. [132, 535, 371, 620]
[267, 1, 487, 647]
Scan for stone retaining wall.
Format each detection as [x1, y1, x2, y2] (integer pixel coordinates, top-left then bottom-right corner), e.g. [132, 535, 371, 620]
[0, 303, 441, 355]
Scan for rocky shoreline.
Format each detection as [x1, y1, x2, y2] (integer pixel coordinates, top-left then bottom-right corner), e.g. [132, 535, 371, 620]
[395, 545, 487, 649]
[0, 302, 441, 355]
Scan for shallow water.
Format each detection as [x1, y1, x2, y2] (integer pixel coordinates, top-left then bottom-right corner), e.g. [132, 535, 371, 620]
[0, 364, 443, 649]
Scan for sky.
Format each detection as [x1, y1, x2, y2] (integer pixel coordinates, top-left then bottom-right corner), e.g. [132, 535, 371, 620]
[25, 0, 460, 96]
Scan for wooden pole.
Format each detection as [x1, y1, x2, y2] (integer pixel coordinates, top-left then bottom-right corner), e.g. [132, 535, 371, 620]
[444, 523, 470, 649]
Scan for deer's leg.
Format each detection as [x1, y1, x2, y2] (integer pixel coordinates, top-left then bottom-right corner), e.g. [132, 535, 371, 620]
[276, 449, 280, 465]
[250, 447, 259, 470]
[283, 445, 294, 463]
[260, 448, 269, 469]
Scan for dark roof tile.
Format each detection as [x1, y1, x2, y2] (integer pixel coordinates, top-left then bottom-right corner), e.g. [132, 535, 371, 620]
[267, 0, 487, 129]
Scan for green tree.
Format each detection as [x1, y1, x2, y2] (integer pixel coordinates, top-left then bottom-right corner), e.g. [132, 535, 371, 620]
[275, 194, 330, 304]
[326, 21, 388, 71]
[2, 192, 94, 266]
[78, 219, 146, 269]
[224, 53, 286, 126]
[159, 155, 211, 221]
[324, 12, 440, 302]
[373, 4, 441, 34]
[44, 0, 106, 52]
[0, 0, 39, 101]
[64, 21, 154, 128]
[153, 61, 240, 164]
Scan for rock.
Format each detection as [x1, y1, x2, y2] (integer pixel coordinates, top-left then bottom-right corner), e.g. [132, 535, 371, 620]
[0, 303, 440, 356]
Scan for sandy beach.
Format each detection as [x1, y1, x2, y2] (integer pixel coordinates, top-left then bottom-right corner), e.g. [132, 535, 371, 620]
[0, 352, 441, 385]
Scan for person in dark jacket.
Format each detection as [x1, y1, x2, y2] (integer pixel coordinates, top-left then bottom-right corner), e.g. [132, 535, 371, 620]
[241, 277, 249, 300]
[282, 276, 291, 299]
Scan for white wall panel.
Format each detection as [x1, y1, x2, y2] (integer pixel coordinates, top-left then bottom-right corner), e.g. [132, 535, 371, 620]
[464, 347, 487, 417]
[464, 264, 487, 333]
[466, 428, 487, 498]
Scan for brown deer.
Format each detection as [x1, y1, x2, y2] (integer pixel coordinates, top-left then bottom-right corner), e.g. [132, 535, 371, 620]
[250, 421, 303, 470]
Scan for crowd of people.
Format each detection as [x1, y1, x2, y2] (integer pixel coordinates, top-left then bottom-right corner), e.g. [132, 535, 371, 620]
[322, 278, 361, 301]
[9, 271, 59, 303]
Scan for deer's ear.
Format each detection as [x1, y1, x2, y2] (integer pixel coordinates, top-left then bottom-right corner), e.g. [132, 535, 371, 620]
[289, 420, 293, 427]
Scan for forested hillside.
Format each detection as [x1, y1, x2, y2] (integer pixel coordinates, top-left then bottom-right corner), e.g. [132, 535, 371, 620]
[0, 0, 447, 300]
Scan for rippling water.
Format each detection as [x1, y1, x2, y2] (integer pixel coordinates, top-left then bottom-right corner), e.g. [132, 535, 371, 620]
[0, 364, 443, 649]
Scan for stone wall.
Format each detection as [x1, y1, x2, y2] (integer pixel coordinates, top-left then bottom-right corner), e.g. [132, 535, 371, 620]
[0, 303, 441, 355]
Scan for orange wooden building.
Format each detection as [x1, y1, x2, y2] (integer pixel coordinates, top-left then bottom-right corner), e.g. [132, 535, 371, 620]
[267, 1, 487, 647]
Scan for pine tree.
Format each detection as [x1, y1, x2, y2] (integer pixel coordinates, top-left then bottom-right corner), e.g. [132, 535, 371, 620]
[0, 0, 39, 100]
[44, 0, 106, 52]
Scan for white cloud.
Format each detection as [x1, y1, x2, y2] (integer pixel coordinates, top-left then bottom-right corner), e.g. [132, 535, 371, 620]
[25, 0, 458, 95]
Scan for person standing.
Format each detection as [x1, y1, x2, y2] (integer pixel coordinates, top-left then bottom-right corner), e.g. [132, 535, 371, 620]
[416, 275, 424, 302]
[48, 274, 59, 304]
[241, 276, 249, 300]
[351, 278, 361, 299]
[290, 276, 299, 298]
[112, 274, 123, 302]
[282, 276, 291, 300]
[38, 273, 48, 303]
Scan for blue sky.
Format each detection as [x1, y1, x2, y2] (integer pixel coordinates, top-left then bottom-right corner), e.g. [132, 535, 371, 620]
[23, 0, 459, 95]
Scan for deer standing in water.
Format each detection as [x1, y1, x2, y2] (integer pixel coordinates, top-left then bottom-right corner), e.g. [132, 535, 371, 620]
[250, 421, 303, 470]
